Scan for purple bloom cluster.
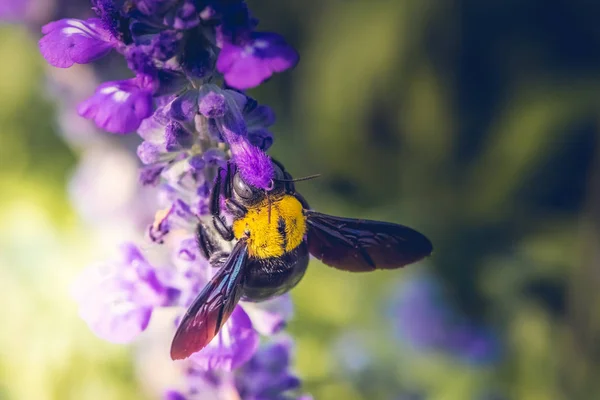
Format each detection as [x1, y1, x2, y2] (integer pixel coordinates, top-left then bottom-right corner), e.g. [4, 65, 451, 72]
[166, 336, 311, 400]
[71, 243, 171, 343]
[39, 1, 307, 398]
[39, 0, 298, 188]
[390, 273, 500, 365]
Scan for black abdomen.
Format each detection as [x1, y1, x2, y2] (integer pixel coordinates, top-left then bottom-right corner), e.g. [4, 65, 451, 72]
[241, 242, 309, 302]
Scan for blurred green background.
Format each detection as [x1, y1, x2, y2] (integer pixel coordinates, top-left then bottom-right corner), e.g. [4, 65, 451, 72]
[3, 0, 600, 399]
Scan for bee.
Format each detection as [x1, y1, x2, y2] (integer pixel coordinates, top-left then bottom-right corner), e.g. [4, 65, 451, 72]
[170, 159, 433, 360]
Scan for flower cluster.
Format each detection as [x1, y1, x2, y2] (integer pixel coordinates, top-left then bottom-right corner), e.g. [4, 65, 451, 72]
[39, 1, 307, 398]
[167, 336, 311, 400]
[39, 0, 298, 185]
[390, 272, 500, 365]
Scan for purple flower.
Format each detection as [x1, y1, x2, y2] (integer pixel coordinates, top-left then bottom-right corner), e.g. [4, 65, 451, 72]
[244, 99, 276, 127]
[392, 274, 451, 350]
[163, 0, 199, 29]
[39, 0, 309, 397]
[235, 337, 301, 399]
[68, 145, 158, 233]
[171, 336, 308, 400]
[244, 101, 276, 150]
[166, 90, 199, 122]
[140, 164, 166, 186]
[198, 87, 274, 189]
[217, 32, 299, 89]
[165, 121, 193, 151]
[135, 0, 177, 16]
[170, 239, 213, 308]
[246, 339, 310, 399]
[137, 141, 162, 164]
[243, 294, 293, 335]
[198, 91, 228, 119]
[138, 109, 171, 142]
[390, 273, 500, 364]
[150, 30, 182, 61]
[125, 46, 159, 78]
[213, 1, 257, 44]
[71, 243, 170, 343]
[164, 390, 187, 400]
[149, 199, 197, 242]
[190, 306, 259, 371]
[78, 79, 154, 134]
[39, 18, 117, 68]
[91, 0, 129, 41]
[450, 325, 501, 365]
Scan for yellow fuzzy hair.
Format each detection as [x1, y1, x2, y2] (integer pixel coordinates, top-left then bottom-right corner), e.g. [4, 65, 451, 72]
[232, 195, 307, 259]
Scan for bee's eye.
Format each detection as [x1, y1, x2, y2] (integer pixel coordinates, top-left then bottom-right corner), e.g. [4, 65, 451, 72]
[233, 172, 256, 200]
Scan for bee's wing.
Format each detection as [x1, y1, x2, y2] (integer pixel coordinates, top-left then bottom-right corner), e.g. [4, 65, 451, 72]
[305, 210, 433, 272]
[170, 239, 248, 360]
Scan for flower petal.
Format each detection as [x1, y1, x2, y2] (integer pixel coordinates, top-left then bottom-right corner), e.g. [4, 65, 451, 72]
[71, 244, 168, 343]
[217, 32, 299, 90]
[190, 306, 259, 371]
[236, 336, 303, 398]
[39, 18, 116, 68]
[243, 294, 293, 335]
[78, 79, 153, 134]
[163, 390, 187, 400]
[137, 141, 161, 165]
[167, 90, 199, 121]
[163, 0, 199, 29]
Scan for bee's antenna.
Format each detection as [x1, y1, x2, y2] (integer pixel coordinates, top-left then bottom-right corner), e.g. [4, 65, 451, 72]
[273, 173, 321, 183]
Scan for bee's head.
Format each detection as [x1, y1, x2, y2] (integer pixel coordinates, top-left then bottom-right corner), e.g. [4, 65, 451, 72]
[232, 160, 286, 206]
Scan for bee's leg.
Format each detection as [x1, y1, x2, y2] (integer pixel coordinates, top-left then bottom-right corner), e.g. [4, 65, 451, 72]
[210, 163, 235, 241]
[225, 198, 247, 218]
[197, 223, 231, 269]
[196, 222, 223, 260]
[223, 162, 233, 199]
[213, 216, 234, 241]
[209, 166, 225, 217]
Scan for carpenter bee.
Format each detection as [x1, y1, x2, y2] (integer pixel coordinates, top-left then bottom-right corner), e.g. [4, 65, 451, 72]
[170, 159, 433, 360]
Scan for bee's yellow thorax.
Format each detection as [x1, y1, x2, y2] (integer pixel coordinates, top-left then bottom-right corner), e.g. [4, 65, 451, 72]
[232, 195, 306, 259]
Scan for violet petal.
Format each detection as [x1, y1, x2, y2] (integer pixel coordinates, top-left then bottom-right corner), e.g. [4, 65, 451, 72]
[78, 79, 153, 134]
[243, 294, 293, 335]
[190, 306, 259, 371]
[71, 244, 167, 343]
[217, 32, 299, 90]
[39, 18, 116, 68]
